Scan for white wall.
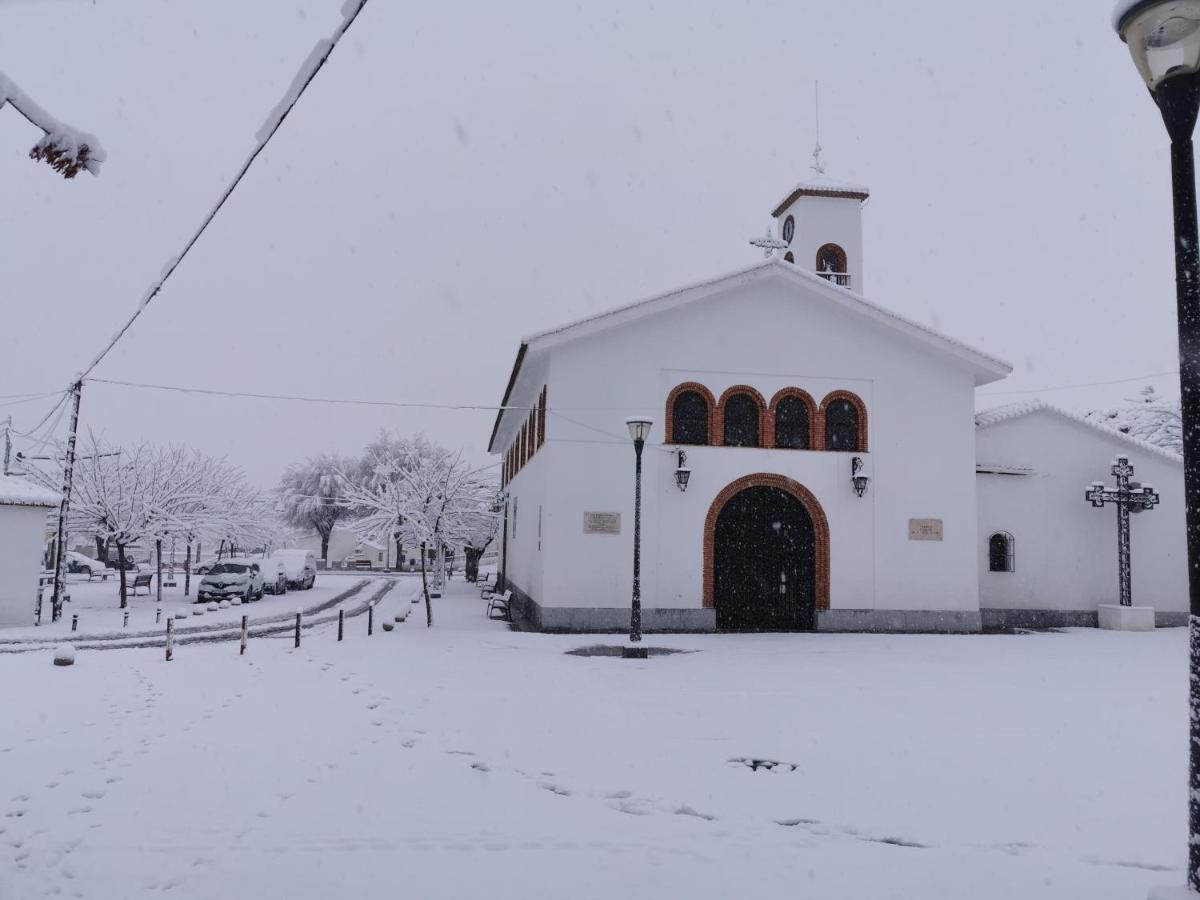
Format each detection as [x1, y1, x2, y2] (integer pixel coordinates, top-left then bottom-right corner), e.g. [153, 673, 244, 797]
[504, 269, 982, 616]
[976, 410, 1186, 613]
[0, 505, 55, 628]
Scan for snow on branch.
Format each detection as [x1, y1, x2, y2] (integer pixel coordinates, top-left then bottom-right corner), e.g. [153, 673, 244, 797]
[0, 72, 105, 178]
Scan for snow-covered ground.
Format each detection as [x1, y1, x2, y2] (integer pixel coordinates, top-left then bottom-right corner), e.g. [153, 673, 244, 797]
[0, 576, 1186, 899]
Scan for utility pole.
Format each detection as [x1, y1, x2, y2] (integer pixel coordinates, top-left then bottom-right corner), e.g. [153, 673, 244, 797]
[50, 381, 83, 622]
[3, 416, 11, 476]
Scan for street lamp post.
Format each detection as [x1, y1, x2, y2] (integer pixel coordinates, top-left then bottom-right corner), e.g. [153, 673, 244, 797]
[624, 417, 653, 660]
[1114, 1, 1200, 891]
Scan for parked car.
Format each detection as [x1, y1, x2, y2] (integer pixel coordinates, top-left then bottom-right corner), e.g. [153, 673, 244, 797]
[63, 551, 110, 578]
[260, 558, 288, 595]
[270, 549, 317, 590]
[196, 559, 265, 603]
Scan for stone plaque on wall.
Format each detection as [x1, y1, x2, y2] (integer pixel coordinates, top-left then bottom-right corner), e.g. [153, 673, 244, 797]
[583, 512, 621, 534]
[908, 519, 943, 541]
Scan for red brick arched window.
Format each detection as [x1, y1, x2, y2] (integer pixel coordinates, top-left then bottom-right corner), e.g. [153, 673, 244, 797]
[665, 382, 716, 446]
[716, 386, 768, 447]
[768, 388, 817, 450]
[815, 243, 848, 281]
[818, 390, 868, 452]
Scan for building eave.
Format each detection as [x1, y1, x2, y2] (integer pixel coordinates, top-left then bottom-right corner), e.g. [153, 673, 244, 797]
[487, 342, 528, 455]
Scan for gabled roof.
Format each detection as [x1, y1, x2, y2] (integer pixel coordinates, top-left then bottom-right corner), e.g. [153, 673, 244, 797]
[489, 257, 1012, 452]
[0, 474, 60, 508]
[975, 399, 1184, 464]
[772, 175, 870, 217]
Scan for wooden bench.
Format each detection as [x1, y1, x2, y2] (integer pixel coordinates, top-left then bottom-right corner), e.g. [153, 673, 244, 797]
[486, 589, 512, 620]
[130, 572, 153, 596]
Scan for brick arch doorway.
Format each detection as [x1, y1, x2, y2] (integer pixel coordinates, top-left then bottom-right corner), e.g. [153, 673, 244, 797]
[704, 475, 829, 631]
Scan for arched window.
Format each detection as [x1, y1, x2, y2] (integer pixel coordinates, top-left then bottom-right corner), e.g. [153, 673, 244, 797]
[815, 243, 849, 285]
[774, 395, 811, 449]
[782, 215, 795, 244]
[988, 532, 1014, 573]
[723, 393, 761, 447]
[671, 391, 710, 445]
[824, 398, 860, 451]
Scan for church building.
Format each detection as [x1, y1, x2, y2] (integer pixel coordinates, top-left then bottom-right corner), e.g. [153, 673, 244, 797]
[488, 175, 1021, 632]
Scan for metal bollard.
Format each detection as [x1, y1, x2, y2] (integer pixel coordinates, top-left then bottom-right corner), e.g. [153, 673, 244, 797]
[165, 618, 174, 662]
[123, 610, 129, 628]
[338, 609, 344, 642]
[240, 615, 248, 656]
[294, 612, 301, 649]
[71, 614, 78, 632]
[156, 605, 162, 624]
[368, 601, 374, 636]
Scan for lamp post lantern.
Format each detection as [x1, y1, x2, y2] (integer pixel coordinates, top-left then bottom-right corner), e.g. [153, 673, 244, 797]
[1114, 1, 1200, 891]
[624, 416, 653, 659]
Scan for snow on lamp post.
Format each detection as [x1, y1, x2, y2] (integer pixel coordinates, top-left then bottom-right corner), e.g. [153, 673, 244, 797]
[623, 417, 653, 659]
[1113, 1, 1200, 891]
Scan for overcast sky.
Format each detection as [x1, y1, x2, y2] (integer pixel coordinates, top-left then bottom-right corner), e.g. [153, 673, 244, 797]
[0, 0, 1181, 485]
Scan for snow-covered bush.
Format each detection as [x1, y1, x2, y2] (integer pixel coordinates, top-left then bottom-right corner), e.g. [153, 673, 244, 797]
[53, 643, 76, 666]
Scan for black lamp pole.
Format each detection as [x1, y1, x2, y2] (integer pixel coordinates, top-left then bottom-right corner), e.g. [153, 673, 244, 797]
[1154, 70, 1200, 893]
[624, 418, 651, 659]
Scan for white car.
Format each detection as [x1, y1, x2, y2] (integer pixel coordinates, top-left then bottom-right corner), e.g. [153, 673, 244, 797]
[270, 550, 317, 590]
[260, 558, 288, 595]
[196, 559, 265, 603]
[63, 551, 110, 578]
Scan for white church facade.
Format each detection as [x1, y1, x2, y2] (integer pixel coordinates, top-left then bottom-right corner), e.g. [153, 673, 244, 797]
[487, 177, 1188, 633]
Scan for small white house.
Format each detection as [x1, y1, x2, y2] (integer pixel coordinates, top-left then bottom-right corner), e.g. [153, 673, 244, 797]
[975, 401, 1186, 628]
[0, 474, 60, 628]
[488, 175, 1013, 632]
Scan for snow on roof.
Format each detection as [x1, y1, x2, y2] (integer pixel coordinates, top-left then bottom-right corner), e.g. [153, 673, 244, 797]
[772, 174, 870, 215]
[0, 474, 60, 508]
[975, 399, 1184, 464]
[1113, 0, 1149, 31]
[522, 257, 1010, 375]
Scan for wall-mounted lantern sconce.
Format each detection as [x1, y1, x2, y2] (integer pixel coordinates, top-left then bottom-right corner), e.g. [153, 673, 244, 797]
[851, 456, 870, 498]
[489, 492, 508, 514]
[674, 449, 691, 492]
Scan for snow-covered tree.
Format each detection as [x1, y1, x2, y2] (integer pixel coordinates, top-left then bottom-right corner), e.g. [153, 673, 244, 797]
[0, 73, 105, 178]
[339, 433, 497, 625]
[1086, 385, 1183, 454]
[277, 453, 356, 562]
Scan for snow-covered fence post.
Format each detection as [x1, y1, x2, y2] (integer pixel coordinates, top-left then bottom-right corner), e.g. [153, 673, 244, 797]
[165, 618, 174, 662]
[71, 613, 78, 632]
[368, 601, 374, 636]
[294, 612, 301, 649]
[155, 605, 162, 624]
[123, 610, 129, 628]
[240, 615, 248, 656]
[338, 608, 344, 642]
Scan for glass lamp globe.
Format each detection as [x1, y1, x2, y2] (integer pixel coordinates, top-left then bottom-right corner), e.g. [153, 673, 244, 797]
[1115, 0, 1200, 89]
[625, 417, 654, 443]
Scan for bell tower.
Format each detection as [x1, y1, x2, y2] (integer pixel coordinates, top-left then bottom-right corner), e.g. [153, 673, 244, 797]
[772, 175, 869, 293]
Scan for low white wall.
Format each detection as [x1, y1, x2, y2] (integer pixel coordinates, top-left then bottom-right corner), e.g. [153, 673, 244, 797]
[0, 505, 54, 628]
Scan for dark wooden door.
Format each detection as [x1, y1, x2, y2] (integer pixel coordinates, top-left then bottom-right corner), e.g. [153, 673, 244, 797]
[714, 486, 815, 631]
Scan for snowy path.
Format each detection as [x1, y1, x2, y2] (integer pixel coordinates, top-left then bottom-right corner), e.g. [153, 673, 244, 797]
[0, 577, 1187, 899]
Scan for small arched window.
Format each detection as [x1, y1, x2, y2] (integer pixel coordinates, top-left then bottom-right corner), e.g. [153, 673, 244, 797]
[824, 399, 860, 451]
[774, 395, 811, 449]
[783, 251, 795, 264]
[671, 390, 710, 445]
[816, 243, 849, 285]
[723, 393, 760, 447]
[988, 532, 1014, 573]
[782, 215, 795, 244]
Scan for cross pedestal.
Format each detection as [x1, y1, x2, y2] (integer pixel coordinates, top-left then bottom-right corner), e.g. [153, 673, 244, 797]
[1085, 456, 1161, 630]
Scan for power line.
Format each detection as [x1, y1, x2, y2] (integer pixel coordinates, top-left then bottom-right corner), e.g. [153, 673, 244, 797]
[977, 369, 1180, 398]
[71, 0, 372, 386]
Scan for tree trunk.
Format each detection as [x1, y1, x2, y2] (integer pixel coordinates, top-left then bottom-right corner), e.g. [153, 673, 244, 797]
[94, 535, 108, 562]
[117, 541, 128, 609]
[465, 547, 482, 583]
[421, 540, 432, 627]
[217, 540, 226, 561]
[156, 539, 163, 605]
[184, 543, 192, 596]
[320, 531, 330, 564]
[394, 534, 403, 572]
